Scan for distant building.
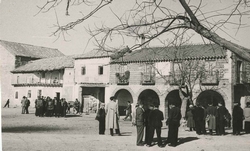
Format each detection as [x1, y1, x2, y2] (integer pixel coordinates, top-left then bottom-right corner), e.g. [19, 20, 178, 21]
[11, 56, 74, 107]
[0, 40, 64, 107]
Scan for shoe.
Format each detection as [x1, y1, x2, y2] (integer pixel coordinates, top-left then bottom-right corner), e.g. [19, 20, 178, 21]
[146, 144, 152, 147]
[168, 143, 176, 147]
[137, 144, 144, 146]
[158, 145, 165, 148]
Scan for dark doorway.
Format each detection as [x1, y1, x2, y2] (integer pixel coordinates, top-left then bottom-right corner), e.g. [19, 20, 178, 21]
[196, 90, 224, 108]
[165, 90, 184, 118]
[56, 92, 60, 101]
[138, 89, 160, 110]
[114, 89, 133, 116]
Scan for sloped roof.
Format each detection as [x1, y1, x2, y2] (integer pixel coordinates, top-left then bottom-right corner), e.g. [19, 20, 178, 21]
[0, 40, 64, 58]
[111, 44, 227, 63]
[74, 49, 114, 59]
[12, 56, 74, 73]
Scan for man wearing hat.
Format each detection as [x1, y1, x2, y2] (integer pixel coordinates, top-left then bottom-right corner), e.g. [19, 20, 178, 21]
[217, 102, 229, 135]
[135, 103, 145, 146]
[166, 102, 181, 147]
[244, 102, 250, 133]
[232, 102, 244, 135]
[147, 103, 164, 147]
[105, 96, 121, 136]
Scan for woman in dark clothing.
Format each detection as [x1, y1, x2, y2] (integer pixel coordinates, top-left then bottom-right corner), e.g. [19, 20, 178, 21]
[62, 98, 68, 117]
[96, 103, 106, 135]
[186, 106, 195, 131]
[54, 98, 62, 118]
[233, 102, 244, 135]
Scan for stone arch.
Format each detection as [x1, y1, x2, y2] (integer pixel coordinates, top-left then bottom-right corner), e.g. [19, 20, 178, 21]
[112, 88, 134, 116]
[164, 89, 187, 118]
[196, 90, 225, 108]
[137, 89, 160, 110]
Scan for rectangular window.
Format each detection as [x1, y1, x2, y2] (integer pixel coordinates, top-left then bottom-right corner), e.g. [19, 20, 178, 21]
[27, 90, 31, 98]
[98, 66, 103, 75]
[15, 91, 18, 99]
[41, 72, 45, 78]
[145, 63, 154, 74]
[38, 90, 42, 97]
[81, 66, 86, 75]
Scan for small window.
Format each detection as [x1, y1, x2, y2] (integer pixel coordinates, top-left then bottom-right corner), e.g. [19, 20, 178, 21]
[38, 90, 42, 97]
[41, 72, 45, 78]
[27, 90, 31, 98]
[81, 66, 86, 75]
[98, 66, 103, 75]
[17, 76, 19, 84]
[15, 91, 18, 99]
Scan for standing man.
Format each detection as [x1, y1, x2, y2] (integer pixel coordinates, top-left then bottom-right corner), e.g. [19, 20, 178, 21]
[144, 104, 154, 145]
[233, 102, 244, 135]
[106, 96, 121, 136]
[206, 103, 217, 135]
[74, 98, 80, 114]
[166, 103, 181, 147]
[147, 104, 164, 148]
[25, 97, 30, 114]
[193, 103, 206, 135]
[217, 102, 228, 135]
[21, 96, 26, 114]
[3, 99, 10, 108]
[135, 103, 145, 146]
[244, 102, 250, 134]
[123, 101, 132, 121]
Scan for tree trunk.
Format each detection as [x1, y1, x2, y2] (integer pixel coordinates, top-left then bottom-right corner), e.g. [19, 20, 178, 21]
[179, 0, 250, 62]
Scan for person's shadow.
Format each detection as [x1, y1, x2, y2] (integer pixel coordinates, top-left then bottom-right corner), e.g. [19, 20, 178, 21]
[177, 137, 199, 145]
[159, 137, 199, 147]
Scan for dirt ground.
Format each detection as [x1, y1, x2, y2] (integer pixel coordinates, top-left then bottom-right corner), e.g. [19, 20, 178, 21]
[1, 107, 250, 151]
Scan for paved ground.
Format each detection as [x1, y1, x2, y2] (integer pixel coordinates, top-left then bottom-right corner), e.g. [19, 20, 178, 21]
[1, 107, 250, 151]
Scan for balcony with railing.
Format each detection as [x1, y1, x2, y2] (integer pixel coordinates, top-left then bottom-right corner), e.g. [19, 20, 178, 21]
[141, 73, 155, 85]
[116, 71, 130, 85]
[168, 73, 184, 85]
[201, 71, 219, 85]
[12, 77, 63, 87]
[238, 71, 250, 83]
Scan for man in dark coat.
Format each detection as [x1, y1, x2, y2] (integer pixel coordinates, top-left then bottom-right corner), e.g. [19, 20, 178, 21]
[144, 104, 153, 146]
[192, 104, 206, 135]
[135, 103, 145, 146]
[233, 102, 244, 135]
[217, 102, 228, 135]
[166, 103, 181, 147]
[147, 104, 164, 148]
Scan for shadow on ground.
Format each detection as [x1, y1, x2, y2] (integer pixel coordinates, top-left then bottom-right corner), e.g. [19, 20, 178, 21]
[178, 137, 199, 145]
[2, 126, 70, 133]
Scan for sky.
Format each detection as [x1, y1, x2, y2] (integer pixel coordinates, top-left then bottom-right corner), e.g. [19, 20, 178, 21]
[0, 0, 250, 56]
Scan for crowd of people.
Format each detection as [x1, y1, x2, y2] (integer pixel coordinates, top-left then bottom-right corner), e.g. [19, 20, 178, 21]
[95, 98, 250, 148]
[33, 96, 80, 118]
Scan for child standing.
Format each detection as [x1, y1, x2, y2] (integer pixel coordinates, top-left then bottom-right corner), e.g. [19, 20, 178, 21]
[96, 103, 106, 135]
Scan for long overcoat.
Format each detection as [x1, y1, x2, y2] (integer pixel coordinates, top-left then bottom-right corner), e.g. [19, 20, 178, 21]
[105, 101, 119, 129]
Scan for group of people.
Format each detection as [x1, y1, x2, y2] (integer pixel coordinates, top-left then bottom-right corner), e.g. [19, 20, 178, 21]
[95, 96, 122, 136]
[34, 96, 68, 117]
[134, 101, 181, 148]
[34, 96, 81, 117]
[95, 98, 250, 148]
[185, 101, 250, 136]
[95, 97, 182, 148]
[21, 96, 30, 114]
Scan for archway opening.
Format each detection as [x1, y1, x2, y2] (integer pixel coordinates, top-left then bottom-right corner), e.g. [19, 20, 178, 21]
[114, 89, 133, 116]
[196, 90, 224, 108]
[138, 89, 160, 110]
[165, 90, 185, 118]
